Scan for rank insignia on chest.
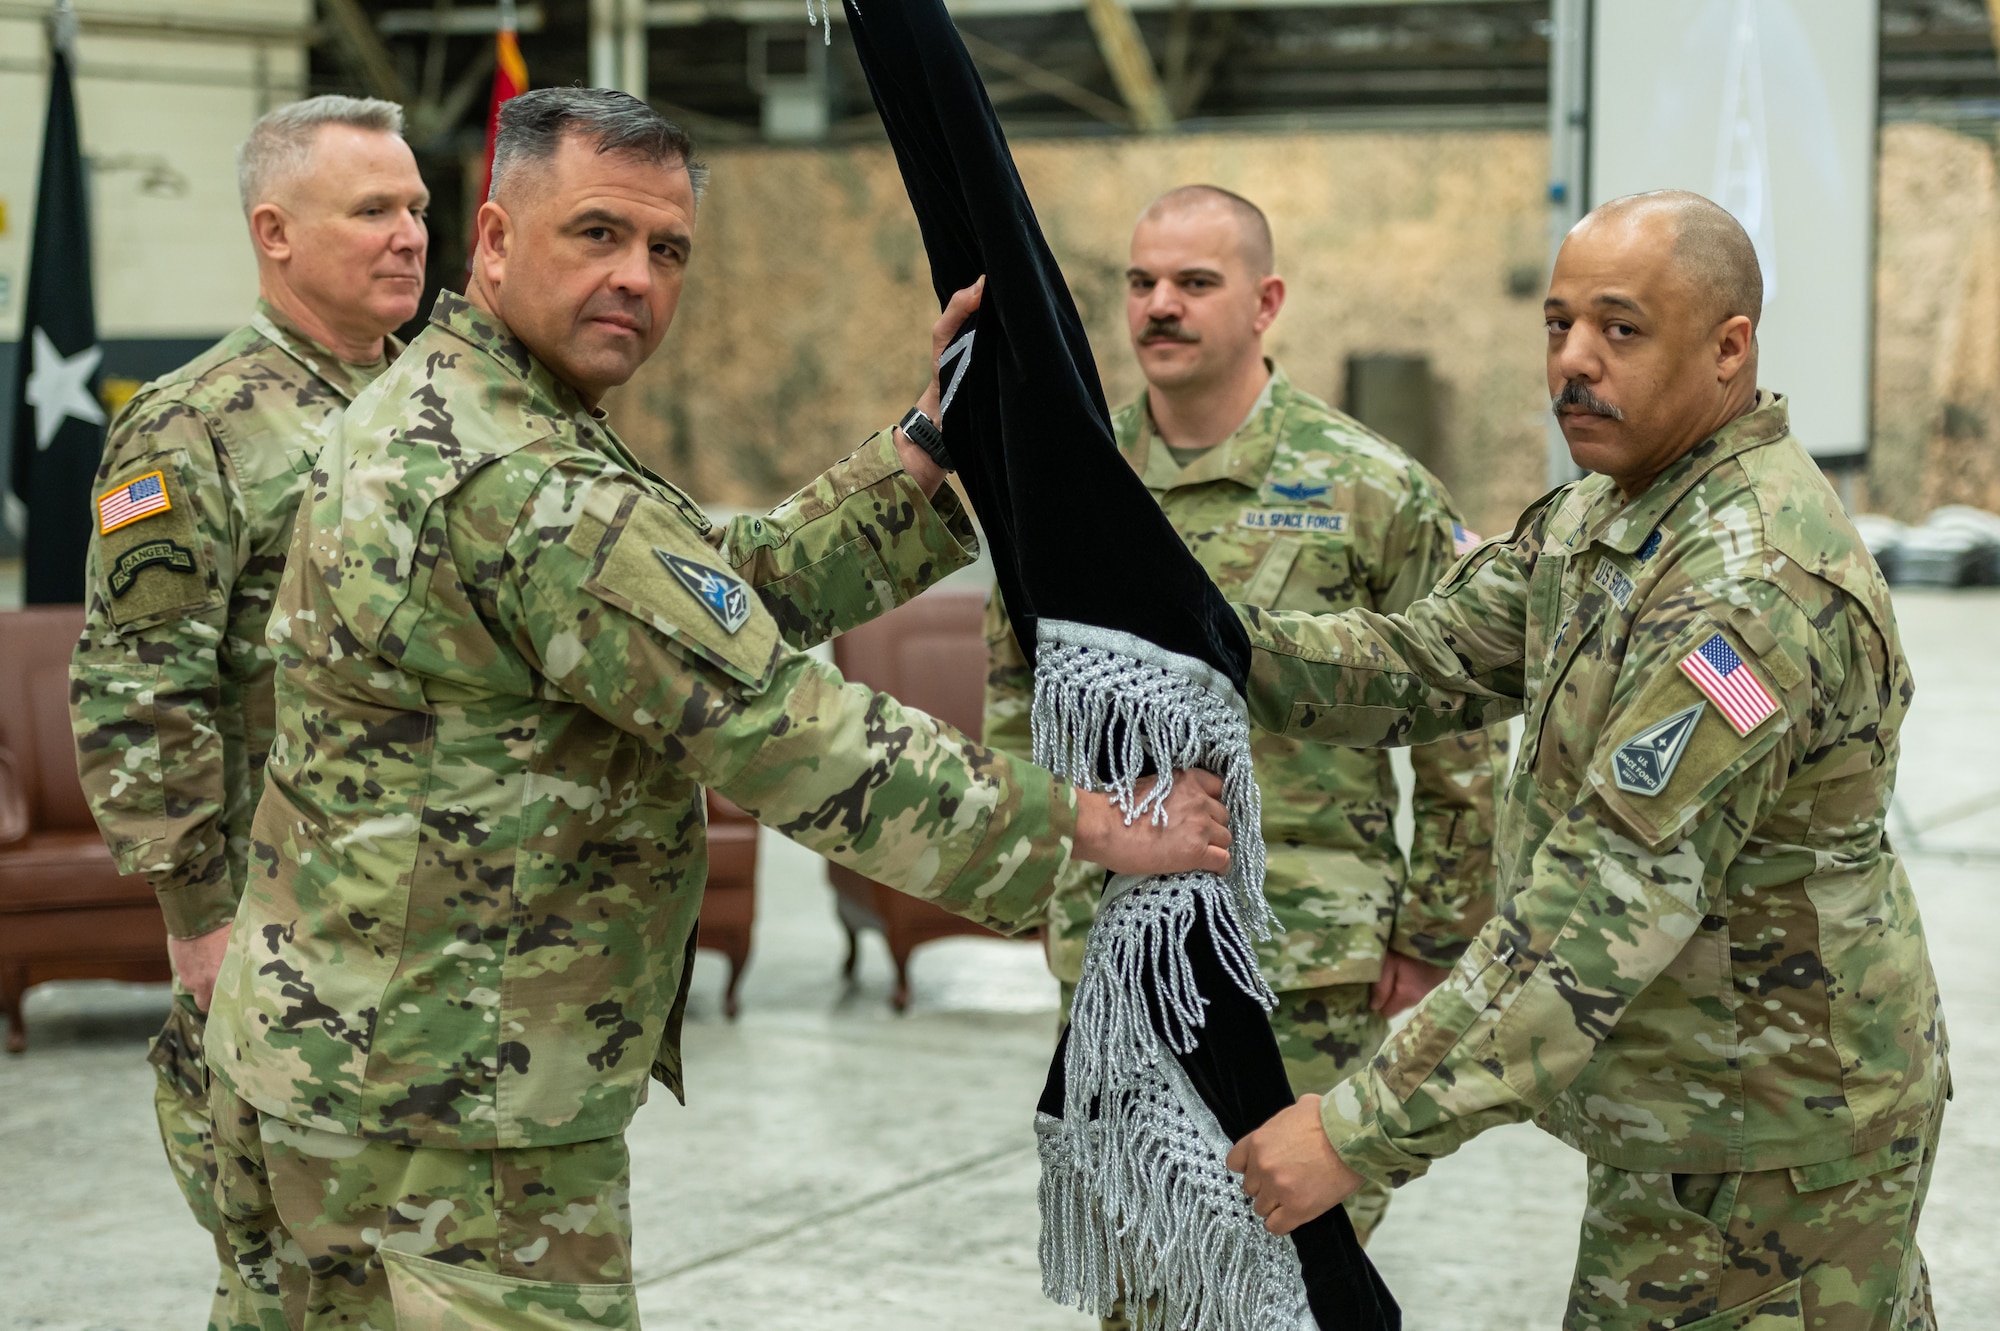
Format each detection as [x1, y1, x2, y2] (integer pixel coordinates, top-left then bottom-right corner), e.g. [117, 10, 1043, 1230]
[1612, 702, 1704, 795]
[1240, 508, 1347, 534]
[1679, 632, 1778, 735]
[656, 549, 752, 634]
[97, 470, 171, 534]
[1267, 481, 1330, 502]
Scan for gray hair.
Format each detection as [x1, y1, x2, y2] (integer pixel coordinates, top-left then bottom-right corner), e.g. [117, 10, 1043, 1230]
[237, 95, 404, 212]
[489, 87, 707, 205]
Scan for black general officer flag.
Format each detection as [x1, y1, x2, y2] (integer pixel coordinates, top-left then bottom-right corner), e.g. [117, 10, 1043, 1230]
[839, 2, 1396, 1327]
[10, 4, 104, 605]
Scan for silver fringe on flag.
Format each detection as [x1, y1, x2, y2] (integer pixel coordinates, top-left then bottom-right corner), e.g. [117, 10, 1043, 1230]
[1030, 619, 1318, 1331]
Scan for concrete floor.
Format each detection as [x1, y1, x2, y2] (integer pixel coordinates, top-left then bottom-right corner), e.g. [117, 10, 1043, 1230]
[3, 588, 1997, 1330]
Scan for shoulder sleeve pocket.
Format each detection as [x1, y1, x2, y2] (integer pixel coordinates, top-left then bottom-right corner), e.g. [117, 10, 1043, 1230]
[1585, 619, 1789, 853]
[570, 483, 782, 695]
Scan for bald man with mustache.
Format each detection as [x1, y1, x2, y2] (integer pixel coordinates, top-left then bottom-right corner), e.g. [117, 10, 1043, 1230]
[1227, 191, 1945, 1330]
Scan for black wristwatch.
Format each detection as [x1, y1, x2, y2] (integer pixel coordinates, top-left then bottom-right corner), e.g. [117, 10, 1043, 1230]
[897, 406, 954, 473]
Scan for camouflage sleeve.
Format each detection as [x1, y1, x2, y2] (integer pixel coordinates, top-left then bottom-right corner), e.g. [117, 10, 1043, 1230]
[69, 397, 241, 938]
[482, 459, 1076, 931]
[1237, 516, 1538, 749]
[1317, 591, 1818, 1186]
[981, 585, 1102, 983]
[981, 586, 1035, 761]
[1373, 469, 1502, 966]
[716, 429, 980, 649]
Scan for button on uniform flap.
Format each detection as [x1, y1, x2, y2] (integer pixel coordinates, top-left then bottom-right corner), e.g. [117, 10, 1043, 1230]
[1587, 620, 1789, 853]
[578, 486, 781, 694]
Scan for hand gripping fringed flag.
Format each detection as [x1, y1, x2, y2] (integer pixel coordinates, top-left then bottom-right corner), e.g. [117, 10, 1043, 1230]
[834, 2, 1398, 1326]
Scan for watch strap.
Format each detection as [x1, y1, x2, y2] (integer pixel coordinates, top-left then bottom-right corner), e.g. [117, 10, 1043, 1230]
[898, 407, 954, 472]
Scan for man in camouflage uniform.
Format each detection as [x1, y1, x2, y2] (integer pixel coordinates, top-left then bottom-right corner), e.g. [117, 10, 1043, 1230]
[68, 95, 429, 1330]
[198, 89, 1232, 1329]
[985, 186, 1502, 1247]
[1229, 192, 1946, 1330]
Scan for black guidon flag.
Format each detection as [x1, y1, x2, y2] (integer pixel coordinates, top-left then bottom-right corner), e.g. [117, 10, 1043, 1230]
[10, 2, 104, 605]
[836, 1, 1397, 1326]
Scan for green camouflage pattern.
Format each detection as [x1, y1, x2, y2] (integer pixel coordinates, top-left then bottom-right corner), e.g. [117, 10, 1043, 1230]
[1566, 1095, 1942, 1330]
[1234, 393, 1946, 1179]
[70, 303, 394, 938]
[148, 997, 242, 1331]
[984, 365, 1501, 990]
[1268, 983, 1391, 1245]
[211, 1084, 637, 1329]
[206, 291, 1080, 1153]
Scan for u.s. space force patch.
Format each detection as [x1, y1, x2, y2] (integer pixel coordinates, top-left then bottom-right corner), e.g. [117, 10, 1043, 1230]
[1591, 558, 1635, 608]
[656, 548, 752, 634]
[1611, 702, 1704, 795]
[1240, 508, 1348, 534]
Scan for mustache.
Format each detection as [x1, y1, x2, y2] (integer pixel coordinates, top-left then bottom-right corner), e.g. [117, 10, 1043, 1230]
[580, 294, 651, 333]
[1140, 319, 1200, 344]
[1552, 379, 1624, 420]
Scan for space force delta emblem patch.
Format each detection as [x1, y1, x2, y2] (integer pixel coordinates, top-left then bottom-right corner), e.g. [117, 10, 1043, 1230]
[656, 549, 752, 634]
[1612, 703, 1704, 796]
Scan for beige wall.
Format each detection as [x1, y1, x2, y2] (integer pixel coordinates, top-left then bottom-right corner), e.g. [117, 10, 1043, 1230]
[607, 121, 2000, 535]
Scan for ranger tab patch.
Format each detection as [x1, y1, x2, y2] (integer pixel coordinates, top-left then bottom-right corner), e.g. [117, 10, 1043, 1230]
[1680, 632, 1778, 735]
[1612, 703, 1704, 796]
[656, 549, 751, 634]
[108, 539, 195, 597]
[97, 470, 172, 534]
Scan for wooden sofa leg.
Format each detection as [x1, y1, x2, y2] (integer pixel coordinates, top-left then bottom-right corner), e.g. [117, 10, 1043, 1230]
[723, 947, 748, 1021]
[840, 921, 860, 982]
[890, 946, 912, 1014]
[2, 963, 27, 1054]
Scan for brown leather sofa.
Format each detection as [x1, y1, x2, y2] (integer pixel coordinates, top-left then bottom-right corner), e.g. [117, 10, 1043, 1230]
[0, 606, 169, 1052]
[827, 585, 1028, 1010]
[698, 790, 758, 1018]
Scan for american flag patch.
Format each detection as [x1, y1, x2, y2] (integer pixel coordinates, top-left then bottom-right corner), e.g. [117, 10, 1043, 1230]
[97, 470, 171, 534]
[1452, 522, 1481, 556]
[1678, 633, 1778, 736]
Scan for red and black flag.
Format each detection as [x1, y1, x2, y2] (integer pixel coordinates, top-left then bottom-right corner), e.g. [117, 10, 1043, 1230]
[10, 0, 104, 605]
[472, 0, 530, 258]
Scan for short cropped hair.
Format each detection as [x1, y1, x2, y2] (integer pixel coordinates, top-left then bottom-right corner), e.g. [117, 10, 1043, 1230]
[1140, 184, 1276, 276]
[1594, 189, 1764, 329]
[489, 87, 707, 204]
[237, 95, 404, 212]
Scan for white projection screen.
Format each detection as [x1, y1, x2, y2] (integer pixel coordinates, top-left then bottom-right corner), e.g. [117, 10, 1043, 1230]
[1589, 0, 1879, 463]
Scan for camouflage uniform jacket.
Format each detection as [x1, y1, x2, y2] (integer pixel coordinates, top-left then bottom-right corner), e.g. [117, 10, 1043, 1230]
[985, 365, 1500, 989]
[1242, 393, 1945, 1178]
[70, 303, 397, 938]
[205, 292, 1080, 1151]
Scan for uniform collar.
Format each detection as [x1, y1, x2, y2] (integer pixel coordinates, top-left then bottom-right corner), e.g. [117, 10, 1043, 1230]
[250, 298, 403, 403]
[1122, 360, 1290, 493]
[1590, 390, 1791, 555]
[427, 289, 594, 420]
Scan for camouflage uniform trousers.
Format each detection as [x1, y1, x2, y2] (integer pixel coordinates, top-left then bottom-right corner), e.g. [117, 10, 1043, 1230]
[1064, 980, 1392, 1331]
[1566, 1096, 1945, 1331]
[148, 991, 258, 1331]
[209, 1084, 637, 1330]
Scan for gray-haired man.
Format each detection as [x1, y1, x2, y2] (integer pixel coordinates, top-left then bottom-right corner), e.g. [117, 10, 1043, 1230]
[196, 87, 1231, 1329]
[67, 94, 427, 1328]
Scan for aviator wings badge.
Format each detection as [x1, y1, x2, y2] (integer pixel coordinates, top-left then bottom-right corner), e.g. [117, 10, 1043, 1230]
[656, 549, 752, 634]
[1611, 702, 1704, 796]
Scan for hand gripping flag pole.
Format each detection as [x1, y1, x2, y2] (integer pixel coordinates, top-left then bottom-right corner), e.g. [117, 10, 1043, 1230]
[832, 2, 1397, 1326]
